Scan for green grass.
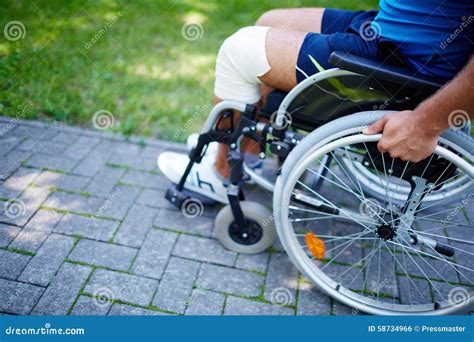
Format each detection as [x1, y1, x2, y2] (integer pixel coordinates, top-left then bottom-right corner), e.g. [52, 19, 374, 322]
[0, 0, 378, 141]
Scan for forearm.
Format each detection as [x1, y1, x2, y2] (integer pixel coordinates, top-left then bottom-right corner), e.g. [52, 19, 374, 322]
[415, 56, 474, 135]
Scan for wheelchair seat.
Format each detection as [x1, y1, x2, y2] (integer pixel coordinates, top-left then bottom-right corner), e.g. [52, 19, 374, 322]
[261, 51, 450, 129]
[328, 51, 447, 94]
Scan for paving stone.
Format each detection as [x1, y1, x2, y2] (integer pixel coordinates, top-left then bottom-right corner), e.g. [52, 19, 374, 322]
[136, 189, 175, 209]
[401, 255, 460, 283]
[69, 239, 137, 271]
[0, 150, 31, 180]
[9, 209, 63, 252]
[297, 282, 331, 315]
[33, 263, 92, 315]
[0, 167, 40, 199]
[114, 204, 157, 247]
[0, 135, 22, 156]
[19, 234, 75, 286]
[42, 192, 102, 215]
[152, 257, 200, 313]
[324, 263, 364, 292]
[0, 186, 50, 226]
[35, 170, 89, 192]
[154, 208, 213, 237]
[71, 295, 111, 316]
[96, 186, 140, 220]
[173, 235, 236, 267]
[55, 213, 118, 241]
[18, 139, 68, 155]
[0, 223, 21, 247]
[72, 144, 113, 177]
[27, 153, 79, 173]
[132, 229, 178, 279]
[62, 136, 100, 161]
[235, 252, 269, 273]
[224, 296, 294, 315]
[85, 269, 159, 307]
[0, 279, 44, 315]
[84, 167, 125, 196]
[398, 276, 431, 305]
[52, 131, 78, 144]
[264, 253, 298, 305]
[0, 250, 31, 280]
[185, 289, 225, 315]
[122, 170, 168, 190]
[364, 249, 398, 298]
[332, 301, 360, 315]
[10, 125, 45, 140]
[109, 304, 169, 316]
[197, 264, 263, 297]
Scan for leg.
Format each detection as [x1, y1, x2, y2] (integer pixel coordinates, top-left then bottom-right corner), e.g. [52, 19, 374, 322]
[214, 28, 307, 177]
[256, 8, 325, 33]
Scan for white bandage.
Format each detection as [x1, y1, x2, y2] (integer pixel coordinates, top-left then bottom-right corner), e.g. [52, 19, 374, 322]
[214, 26, 271, 104]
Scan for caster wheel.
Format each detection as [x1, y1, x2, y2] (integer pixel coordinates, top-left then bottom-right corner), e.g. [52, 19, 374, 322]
[214, 201, 277, 254]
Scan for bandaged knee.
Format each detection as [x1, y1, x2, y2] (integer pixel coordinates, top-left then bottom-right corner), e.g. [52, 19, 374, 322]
[214, 26, 271, 104]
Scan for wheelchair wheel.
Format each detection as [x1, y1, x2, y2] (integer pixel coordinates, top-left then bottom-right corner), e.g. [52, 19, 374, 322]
[339, 153, 472, 207]
[274, 111, 473, 315]
[214, 201, 277, 254]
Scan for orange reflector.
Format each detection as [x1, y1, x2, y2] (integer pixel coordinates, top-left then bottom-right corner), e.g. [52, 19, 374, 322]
[305, 232, 325, 260]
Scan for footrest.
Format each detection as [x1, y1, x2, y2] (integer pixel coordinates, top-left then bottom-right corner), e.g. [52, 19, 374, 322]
[165, 185, 218, 209]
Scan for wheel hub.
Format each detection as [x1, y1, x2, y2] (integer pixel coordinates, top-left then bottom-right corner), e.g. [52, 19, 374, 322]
[376, 213, 399, 241]
[229, 218, 263, 245]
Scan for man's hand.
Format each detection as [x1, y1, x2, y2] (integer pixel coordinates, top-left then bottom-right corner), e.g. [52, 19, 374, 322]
[363, 110, 439, 163]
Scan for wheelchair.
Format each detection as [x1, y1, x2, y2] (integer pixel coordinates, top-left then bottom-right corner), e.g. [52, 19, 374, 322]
[165, 51, 473, 315]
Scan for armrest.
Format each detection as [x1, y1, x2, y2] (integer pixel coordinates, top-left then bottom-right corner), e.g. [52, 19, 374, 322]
[328, 51, 447, 93]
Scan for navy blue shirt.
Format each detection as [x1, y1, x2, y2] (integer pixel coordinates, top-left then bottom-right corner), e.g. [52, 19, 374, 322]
[374, 0, 474, 79]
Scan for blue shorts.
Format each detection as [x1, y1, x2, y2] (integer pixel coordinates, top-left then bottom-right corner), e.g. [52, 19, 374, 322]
[296, 8, 380, 83]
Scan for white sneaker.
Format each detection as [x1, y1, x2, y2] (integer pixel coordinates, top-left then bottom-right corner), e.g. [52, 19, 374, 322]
[186, 133, 218, 157]
[157, 151, 228, 204]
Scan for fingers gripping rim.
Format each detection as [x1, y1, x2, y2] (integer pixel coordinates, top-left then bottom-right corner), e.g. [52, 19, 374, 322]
[214, 201, 277, 254]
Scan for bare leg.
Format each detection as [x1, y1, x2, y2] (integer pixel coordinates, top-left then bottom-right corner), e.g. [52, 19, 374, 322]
[215, 28, 307, 177]
[256, 8, 325, 33]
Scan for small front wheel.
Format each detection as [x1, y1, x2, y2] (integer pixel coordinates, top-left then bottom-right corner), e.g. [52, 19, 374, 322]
[214, 201, 276, 254]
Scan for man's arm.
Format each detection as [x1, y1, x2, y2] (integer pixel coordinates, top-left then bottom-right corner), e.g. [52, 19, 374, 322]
[364, 56, 474, 162]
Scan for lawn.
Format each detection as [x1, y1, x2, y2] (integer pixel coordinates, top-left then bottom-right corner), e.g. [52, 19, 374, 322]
[1, 0, 380, 141]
